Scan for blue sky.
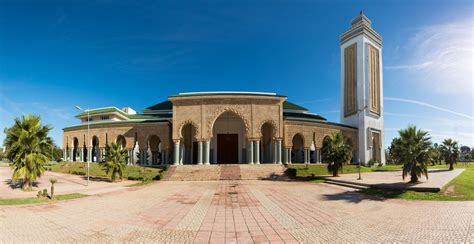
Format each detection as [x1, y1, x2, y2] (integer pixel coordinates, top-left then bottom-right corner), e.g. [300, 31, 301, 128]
[0, 0, 473, 148]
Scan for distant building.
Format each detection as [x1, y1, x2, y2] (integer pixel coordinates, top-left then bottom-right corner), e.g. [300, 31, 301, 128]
[63, 12, 385, 166]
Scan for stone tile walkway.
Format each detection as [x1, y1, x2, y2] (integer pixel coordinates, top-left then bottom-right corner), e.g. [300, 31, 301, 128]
[0, 180, 473, 243]
[0, 166, 135, 198]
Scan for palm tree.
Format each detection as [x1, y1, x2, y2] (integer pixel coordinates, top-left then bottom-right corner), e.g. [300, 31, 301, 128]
[440, 139, 459, 170]
[3, 115, 53, 190]
[321, 132, 352, 177]
[101, 142, 128, 182]
[390, 126, 431, 183]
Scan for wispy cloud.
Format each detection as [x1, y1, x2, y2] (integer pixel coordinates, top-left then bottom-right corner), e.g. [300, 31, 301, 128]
[296, 97, 333, 104]
[385, 97, 474, 120]
[385, 18, 474, 96]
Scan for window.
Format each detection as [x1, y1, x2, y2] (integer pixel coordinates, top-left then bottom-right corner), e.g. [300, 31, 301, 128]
[101, 116, 109, 120]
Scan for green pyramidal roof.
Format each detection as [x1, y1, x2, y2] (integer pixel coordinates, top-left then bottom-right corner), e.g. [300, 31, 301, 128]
[283, 101, 308, 111]
[144, 101, 172, 111]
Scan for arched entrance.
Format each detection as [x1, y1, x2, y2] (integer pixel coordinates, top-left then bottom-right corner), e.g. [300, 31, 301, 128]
[73, 137, 79, 161]
[181, 123, 197, 164]
[292, 134, 304, 164]
[212, 111, 246, 164]
[148, 135, 161, 165]
[116, 135, 126, 149]
[92, 136, 100, 162]
[261, 123, 274, 163]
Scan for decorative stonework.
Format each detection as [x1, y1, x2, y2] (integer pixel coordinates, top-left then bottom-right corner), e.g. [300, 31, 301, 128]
[368, 44, 381, 116]
[178, 120, 200, 140]
[205, 106, 251, 138]
[257, 119, 278, 138]
[344, 43, 357, 117]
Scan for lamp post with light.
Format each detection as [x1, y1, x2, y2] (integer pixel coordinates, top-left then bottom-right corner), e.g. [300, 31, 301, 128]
[75, 106, 90, 186]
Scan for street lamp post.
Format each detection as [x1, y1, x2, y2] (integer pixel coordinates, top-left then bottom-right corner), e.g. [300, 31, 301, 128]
[356, 105, 368, 181]
[75, 106, 90, 186]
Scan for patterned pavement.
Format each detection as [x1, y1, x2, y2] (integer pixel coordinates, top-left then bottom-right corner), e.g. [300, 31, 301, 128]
[0, 180, 473, 243]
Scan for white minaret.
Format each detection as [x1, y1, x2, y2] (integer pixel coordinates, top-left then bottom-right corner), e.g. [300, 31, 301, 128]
[340, 12, 385, 165]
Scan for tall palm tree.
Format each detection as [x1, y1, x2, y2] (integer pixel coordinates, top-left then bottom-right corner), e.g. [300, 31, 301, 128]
[439, 138, 459, 170]
[101, 142, 128, 182]
[321, 132, 352, 177]
[3, 115, 53, 190]
[390, 126, 431, 183]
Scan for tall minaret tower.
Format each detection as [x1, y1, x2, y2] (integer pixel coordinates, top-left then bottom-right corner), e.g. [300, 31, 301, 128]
[340, 12, 385, 165]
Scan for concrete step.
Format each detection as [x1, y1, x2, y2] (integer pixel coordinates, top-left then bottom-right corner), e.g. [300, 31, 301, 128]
[220, 165, 241, 180]
[323, 178, 370, 190]
[165, 165, 220, 181]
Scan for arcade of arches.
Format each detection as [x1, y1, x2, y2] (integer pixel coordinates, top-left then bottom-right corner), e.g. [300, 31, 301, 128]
[63, 93, 361, 166]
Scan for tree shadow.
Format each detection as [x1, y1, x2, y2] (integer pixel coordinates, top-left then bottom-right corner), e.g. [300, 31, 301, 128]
[4, 179, 39, 189]
[321, 190, 384, 203]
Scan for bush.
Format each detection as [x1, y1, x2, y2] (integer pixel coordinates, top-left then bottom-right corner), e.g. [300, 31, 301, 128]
[368, 159, 378, 167]
[37, 189, 48, 198]
[71, 170, 86, 176]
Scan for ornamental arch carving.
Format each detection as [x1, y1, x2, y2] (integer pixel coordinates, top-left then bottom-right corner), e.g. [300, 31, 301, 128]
[207, 107, 251, 139]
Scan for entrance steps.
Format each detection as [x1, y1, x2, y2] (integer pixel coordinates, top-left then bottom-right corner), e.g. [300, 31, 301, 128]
[220, 165, 241, 180]
[163, 164, 287, 181]
[166, 165, 221, 181]
[240, 164, 287, 180]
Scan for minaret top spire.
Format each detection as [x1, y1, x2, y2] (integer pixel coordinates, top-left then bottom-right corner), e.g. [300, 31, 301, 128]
[340, 11, 382, 46]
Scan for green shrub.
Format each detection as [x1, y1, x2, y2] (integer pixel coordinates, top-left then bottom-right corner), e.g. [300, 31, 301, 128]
[71, 170, 86, 176]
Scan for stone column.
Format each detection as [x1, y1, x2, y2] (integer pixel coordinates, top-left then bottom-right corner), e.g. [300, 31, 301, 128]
[288, 148, 292, 164]
[79, 148, 83, 162]
[248, 140, 254, 164]
[173, 141, 180, 165]
[70, 148, 74, 161]
[304, 149, 309, 164]
[318, 149, 322, 163]
[204, 140, 210, 165]
[197, 141, 203, 165]
[272, 142, 277, 164]
[254, 140, 260, 164]
[276, 140, 282, 164]
[179, 143, 184, 165]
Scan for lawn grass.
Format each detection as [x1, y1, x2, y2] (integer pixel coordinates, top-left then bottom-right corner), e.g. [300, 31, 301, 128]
[287, 164, 402, 178]
[360, 167, 474, 201]
[0, 193, 88, 206]
[49, 162, 166, 181]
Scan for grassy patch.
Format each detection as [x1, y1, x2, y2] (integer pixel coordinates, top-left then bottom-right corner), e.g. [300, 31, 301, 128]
[0, 193, 88, 206]
[287, 164, 402, 178]
[49, 162, 166, 181]
[360, 168, 474, 201]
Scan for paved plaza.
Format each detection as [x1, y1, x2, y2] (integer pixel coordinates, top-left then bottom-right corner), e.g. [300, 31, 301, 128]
[1, 180, 473, 243]
[0, 166, 134, 198]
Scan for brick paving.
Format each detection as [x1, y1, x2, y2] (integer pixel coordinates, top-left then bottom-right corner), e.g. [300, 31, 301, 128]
[0, 180, 473, 243]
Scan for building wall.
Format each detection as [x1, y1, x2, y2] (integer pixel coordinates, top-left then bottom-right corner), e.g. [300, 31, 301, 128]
[283, 120, 358, 152]
[170, 95, 285, 141]
[63, 122, 171, 151]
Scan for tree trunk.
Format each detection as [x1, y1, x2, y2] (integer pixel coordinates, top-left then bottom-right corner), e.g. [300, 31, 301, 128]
[22, 178, 31, 190]
[410, 171, 418, 183]
[449, 162, 454, 170]
[333, 171, 339, 177]
[51, 185, 55, 199]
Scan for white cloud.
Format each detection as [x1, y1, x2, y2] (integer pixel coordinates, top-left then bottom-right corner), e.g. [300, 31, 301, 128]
[385, 97, 474, 120]
[385, 18, 474, 96]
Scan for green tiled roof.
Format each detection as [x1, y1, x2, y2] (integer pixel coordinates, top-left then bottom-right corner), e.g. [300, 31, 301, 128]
[75, 107, 127, 118]
[283, 101, 308, 111]
[283, 112, 326, 121]
[127, 113, 172, 119]
[144, 101, 173, 111]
